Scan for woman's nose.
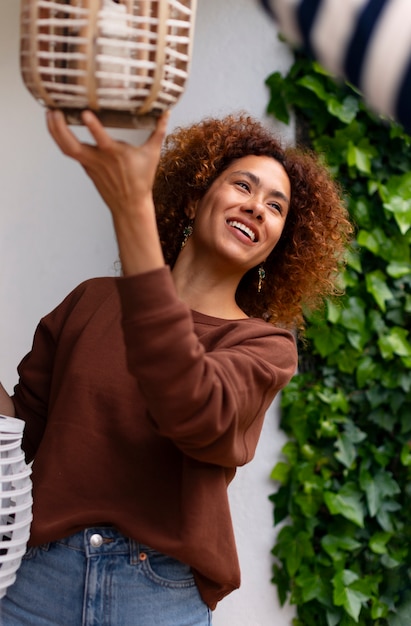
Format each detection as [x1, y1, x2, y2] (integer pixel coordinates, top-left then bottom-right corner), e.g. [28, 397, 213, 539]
[243, 198, 265, 221]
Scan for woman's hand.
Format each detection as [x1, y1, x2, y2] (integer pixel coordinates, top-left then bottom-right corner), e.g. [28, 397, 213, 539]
[0, 382, 15, 417]
[46, 109, 169, 222]
[46, 109, 169, 275]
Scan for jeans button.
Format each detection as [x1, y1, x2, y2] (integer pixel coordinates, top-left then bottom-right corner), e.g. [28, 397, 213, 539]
[90, 533, 104, 548]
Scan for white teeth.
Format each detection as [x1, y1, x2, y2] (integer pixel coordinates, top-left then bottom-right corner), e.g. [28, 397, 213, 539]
[227, 220, 256, 242]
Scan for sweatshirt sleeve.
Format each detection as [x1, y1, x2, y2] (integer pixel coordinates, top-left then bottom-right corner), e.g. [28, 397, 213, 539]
[116, 267, 297, 468]
[12, 318, 56, 461]
[261, 0, 411, 135]
[12, 283, 89, 461]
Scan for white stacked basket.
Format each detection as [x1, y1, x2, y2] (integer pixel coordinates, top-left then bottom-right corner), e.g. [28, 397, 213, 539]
[0, 415, 32, 599]
[20, 0, 197, 128]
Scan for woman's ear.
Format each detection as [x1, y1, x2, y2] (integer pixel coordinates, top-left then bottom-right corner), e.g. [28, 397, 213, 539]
[185, 200, 198, 220]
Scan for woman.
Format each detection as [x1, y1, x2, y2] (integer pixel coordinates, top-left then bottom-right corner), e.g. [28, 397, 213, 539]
[0, 110, 351, 625]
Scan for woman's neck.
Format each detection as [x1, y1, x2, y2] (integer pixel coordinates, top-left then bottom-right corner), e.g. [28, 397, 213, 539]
[172, 254, 248, 319]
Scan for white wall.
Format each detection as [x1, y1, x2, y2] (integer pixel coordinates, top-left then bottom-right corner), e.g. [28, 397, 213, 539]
[0, 1, 295, 624]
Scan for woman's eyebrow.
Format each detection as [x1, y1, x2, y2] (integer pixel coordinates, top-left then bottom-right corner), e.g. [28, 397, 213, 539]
[231, 170, 290, 206]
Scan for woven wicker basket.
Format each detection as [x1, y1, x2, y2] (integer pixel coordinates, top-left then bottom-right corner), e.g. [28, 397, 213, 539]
[20, 0, 197, 128]
[0, 415, 32, 599]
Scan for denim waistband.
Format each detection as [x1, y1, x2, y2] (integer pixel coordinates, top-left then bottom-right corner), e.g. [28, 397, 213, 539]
[54, 527, 148, 563]
[4, 527, 211, 625]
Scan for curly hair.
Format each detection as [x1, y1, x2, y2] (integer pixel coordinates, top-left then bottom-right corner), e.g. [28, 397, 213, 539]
[154, 113, 353, 330]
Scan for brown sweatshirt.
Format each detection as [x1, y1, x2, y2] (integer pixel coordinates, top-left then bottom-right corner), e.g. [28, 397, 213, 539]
[12, 266, 297, 609]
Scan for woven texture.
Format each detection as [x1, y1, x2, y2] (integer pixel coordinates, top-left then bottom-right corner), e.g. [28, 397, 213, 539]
[20, 0, 197, 127]
[0, 416, 32, 599]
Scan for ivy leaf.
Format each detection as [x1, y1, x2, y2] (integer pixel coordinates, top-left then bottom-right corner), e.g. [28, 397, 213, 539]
[380, 171, 411, 234]
[306, 324, 345, 357]
[295, 484, 324, 517]
[362, 477, 380, 517]
[360, 469, 400, 517]
[369, 531, 392, 554]
[297, 74, 328, 101]
[282, 440, 299, 464]
[376, 500, 402, 532]
[329, 346, 359, 373]
[386, 261, 411, 278]
[297, 74, 359, 124]
[369, 308, 386, 335]
[333, 570, 369, 621]
[381, 553, 402, 568]
[347, 139, 376, 174]
[369, 442, 392, 467]
[368, 407, 397, 433]
[345, 247, 362, 273]
[365, 270, 394, 311]
[295, 567, 331, 604]
[335, 423, 366, 468]
[357, 228, 381, 255]
[365, 386, 387, 409]
[270, 485, 290, 525]
[340, 297, 366, 332]
[371, 598, 389, 619]
[274, 527, 314, 576]
[356, 226, 408, 263]
[324, 483, 365, 527]
[390, 327, 411, 357]
[322, 534, 362, 561]
[346, 329, 371, 351]
[350, 197, 373, 229]
[378, 327, 411, 359]
[400, 408, 411, 432]
[334, 568, 358, 587]
[326, 608, 345, 626]
[334, 435, 356, 468]
[271, 562, 290, 607]
[326, 299, 342, 324]
[388, 591, 411, 625]
[316, 388, 350, 413]
[356, 356, 379, 388]
[327, 95, 359, 124]
[400, 442, 411, 466]
[265, 72, 290, 124]
[270, 461, 291, 484]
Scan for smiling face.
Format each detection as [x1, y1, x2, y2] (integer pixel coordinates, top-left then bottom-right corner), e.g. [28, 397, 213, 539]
[186, 155, 291, 277]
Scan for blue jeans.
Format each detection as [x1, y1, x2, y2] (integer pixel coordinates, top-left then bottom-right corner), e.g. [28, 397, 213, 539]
[0, 527, 213, 626]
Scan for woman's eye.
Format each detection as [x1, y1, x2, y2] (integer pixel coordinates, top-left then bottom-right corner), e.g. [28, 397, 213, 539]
[268, 202, 282, 214]
[235, 181, 250, 191]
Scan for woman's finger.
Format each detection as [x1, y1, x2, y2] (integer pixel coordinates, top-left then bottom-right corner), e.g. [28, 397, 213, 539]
[80, 110, 116, 151]
[46, 110, 79, 154]
[145, 111, 170, 151]
[46, 109, 91, 162]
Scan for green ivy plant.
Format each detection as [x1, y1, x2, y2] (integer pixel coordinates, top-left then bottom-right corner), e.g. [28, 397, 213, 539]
[266, 54, 411, 625]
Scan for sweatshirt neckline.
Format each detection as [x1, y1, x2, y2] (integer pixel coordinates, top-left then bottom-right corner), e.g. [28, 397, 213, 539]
[191, 309, 261, 325]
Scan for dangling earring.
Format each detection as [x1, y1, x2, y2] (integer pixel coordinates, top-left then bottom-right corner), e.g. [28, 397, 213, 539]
[257, 265, 266, 293]
[181, 221, 193, 249]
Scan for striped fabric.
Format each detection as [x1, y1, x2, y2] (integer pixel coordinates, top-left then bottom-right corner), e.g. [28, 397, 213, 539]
[260, 0, 411, 134]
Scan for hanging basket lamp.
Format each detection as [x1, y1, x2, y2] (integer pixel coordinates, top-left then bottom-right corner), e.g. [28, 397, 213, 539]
[20, 0, 197, 128]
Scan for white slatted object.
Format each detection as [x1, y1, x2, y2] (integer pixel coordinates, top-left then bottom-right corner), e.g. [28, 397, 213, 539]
[0, 415, 32, 599]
